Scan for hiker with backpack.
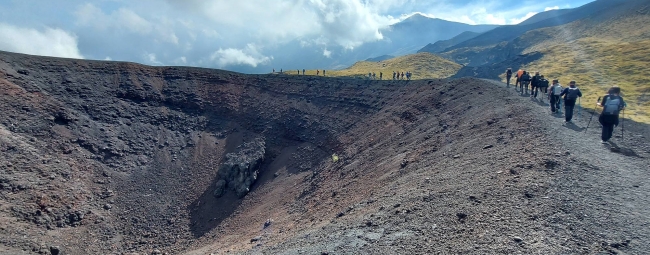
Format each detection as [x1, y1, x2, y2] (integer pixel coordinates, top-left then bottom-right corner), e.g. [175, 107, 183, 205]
[548, 79, 563, 113]
[519, 71, 531, 94]
[506, 68, 513, 87]
[515, 69, 524, 90]
[597, 86, 626, 143]
[560, 81, 583, 123]
[530, 72, 541, 98]
[538, 75, 549, 101]
[380, 72, 383, 80]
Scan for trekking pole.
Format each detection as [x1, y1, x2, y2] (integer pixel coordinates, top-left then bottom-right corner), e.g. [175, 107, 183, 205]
[577, 97, 581, 120]
[621, 109, 625, 141]
[585, 97, 601, 133]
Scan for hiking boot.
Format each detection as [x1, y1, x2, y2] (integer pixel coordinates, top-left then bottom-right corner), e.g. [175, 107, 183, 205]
[601, 140, 608, 144]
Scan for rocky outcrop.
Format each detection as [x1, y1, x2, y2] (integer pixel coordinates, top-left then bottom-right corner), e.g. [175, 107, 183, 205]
[214, 138, 265, 198]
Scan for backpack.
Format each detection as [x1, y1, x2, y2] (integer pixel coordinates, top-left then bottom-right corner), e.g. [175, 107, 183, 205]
[507, 70, 512, 76]
[603, 96, 623, 115]
[552, 85, 563, 95]
[540, 79, 549, 88]
[566, 87, 580, 100]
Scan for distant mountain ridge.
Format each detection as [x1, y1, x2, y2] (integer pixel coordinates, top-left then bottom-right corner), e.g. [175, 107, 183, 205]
[418, 31, 481, 53]
[446, 0, 650, 122]
[443, 0, 633, 58]
[232, 13, 498, 73]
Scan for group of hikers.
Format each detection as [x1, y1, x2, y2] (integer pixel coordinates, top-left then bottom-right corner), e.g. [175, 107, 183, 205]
[506, 68, 627, 144]
[272, 69, 326, 76]
[366, 71, 412, 80]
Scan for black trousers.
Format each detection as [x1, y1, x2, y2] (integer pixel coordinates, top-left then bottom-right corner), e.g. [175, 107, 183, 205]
[507, 76, 512, 86]
[550, 95, 560, 112]
[599, 114, 619, 142]
[565, 99, 576, 121]
[532, 86, 540, 97]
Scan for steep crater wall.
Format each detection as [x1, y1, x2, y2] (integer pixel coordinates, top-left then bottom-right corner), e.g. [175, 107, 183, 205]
[0, 51, 390, 254]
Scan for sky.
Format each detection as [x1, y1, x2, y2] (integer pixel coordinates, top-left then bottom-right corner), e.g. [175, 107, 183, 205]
[0, 0, 595, 72]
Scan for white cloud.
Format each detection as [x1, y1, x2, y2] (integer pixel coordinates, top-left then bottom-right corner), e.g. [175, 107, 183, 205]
[166, 0, 395, 49]
[0, 23, 83, 59]
[209, 44, 272, 68]
[146, 53, 162, 65]
[104, 56, 112, 61]
[323, 49, 332, 58]
[510, 12, 538, 24]
[75, 3, 153, 34]
[545, 6, 560, 11]
[75, 3, 179, 44]
[310, 0, 392, 49]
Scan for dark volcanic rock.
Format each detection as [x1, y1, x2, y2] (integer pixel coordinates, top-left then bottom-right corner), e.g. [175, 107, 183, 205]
[217, 138, 265, 198]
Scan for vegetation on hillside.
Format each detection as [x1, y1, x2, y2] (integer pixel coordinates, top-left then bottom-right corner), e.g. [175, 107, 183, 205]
[285, 52, 461, 80]
[499, 13, 650, 123]
[502, 39, 650, 123]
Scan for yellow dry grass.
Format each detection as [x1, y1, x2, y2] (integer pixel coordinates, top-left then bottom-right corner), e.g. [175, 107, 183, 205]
[286, 52, 461, 80]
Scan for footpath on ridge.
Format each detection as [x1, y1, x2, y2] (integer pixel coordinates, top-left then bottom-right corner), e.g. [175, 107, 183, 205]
[484, 79, 650, 254]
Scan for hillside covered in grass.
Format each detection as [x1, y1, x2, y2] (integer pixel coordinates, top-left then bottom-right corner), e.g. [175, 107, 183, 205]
[287, 52, 461, 80]
[520, 39, 650, 123]
[502, 9, 650, 123]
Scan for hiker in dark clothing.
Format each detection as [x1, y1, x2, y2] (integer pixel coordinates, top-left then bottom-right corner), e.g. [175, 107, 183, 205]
[537, 75, 549, 100]
[519, 71, 531, 94]
[597, 86, 626, 143]
[393, 71, 396, 80]
[530, 72, 541, 98]
[303, 69, 305, 75]
[548, 79, 562, 113]
[323, 70, 326, 76]
[380, 72, 383, 80]
[559, 81, 583, 123]
[506, 68, 512, 87]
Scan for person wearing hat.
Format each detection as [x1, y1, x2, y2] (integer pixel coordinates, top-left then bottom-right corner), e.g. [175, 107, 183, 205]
[548, 79, 563, 113]
[559, 80, 582, 122]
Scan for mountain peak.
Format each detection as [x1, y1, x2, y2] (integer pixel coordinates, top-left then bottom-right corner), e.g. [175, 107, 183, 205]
[403, 13, 435, 22]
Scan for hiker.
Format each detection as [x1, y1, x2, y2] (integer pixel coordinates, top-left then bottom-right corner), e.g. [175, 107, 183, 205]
[540, 75, 549, 94]
[597, 86, 626, 143]
[273, 68, 275, 73]
[530, 71, 541, 98]
[519, 71, 531, 94]
[506, 68, 512, 87]
[372, 72, 376, 79]
[407, 72, 411, 80]
[401, 72, 404, 80]
[393, 71, 396, 80]
[548, 79, 562, 113]
[560, 81, 583, 123]
[317, 70, 319, 76]
[516, 69, 524, 89]
[297, 69, 299, 75]
[369, 72, 372, 80]
[379, 72, 383, 80]
[537, 75, 549, 99]
[280, 69, 282, 73]
[323, 70, 326, 76]
[303, 69, 305, 75]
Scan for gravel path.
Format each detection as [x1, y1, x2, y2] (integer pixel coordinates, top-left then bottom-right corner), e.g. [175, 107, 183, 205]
[485, 79, 650, 254]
